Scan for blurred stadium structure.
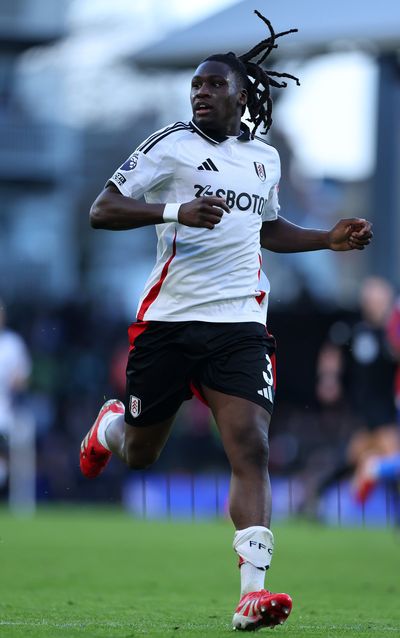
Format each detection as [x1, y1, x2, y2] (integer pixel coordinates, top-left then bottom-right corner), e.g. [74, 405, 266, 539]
[0, 0, 399, 521]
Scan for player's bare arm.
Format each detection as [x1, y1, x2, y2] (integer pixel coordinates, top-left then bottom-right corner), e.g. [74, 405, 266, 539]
[90, 184, 229, 231]
[260, 216, 373, 253]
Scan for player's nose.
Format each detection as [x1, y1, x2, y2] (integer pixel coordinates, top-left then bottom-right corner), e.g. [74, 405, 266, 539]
[195, 82, 211, 97]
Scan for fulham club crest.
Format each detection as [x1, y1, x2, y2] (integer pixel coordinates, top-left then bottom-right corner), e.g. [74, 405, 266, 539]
[129, 395, 141, 418]
[254, 161, 266, 182]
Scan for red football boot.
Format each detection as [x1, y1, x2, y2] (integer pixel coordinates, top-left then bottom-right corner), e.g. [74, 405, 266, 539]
[80, 399, 124, 478]
[232, 589, 292, 631]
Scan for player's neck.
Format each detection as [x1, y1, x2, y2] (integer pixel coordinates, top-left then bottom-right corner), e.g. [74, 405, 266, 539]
[197, 122, 241, 140]
[196, 115, 241, 139]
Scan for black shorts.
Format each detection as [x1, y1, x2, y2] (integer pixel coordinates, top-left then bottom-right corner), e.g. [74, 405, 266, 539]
[124, 321, 276, 426]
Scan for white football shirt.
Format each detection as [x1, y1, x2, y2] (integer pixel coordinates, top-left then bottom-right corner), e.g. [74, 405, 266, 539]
[0, 329, 31, 433]
[108, 120, 281, 324]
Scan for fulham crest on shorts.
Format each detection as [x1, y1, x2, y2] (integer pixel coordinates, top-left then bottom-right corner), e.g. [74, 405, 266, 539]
[129, 395, 141, 418]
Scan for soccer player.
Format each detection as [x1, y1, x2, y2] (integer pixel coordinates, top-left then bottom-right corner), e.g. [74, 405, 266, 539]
[0, 298, 32, 493]
[80, 11, 372, 631]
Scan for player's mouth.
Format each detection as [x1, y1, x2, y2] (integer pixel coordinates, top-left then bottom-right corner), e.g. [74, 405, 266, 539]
[194, 102, 213, 116]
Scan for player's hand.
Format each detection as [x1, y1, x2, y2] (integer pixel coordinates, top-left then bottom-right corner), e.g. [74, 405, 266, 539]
[328, 217, 373, 251]
[178, 196, 230, 229]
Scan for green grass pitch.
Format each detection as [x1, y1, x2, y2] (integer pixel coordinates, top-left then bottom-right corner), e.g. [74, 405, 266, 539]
[0, 508, 399, 637]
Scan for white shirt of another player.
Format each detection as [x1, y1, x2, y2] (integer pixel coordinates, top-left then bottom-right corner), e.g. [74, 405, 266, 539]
[0, 329, 31, 434]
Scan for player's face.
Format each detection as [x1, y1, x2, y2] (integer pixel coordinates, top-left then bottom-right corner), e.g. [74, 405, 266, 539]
[190, 61, 247, 136]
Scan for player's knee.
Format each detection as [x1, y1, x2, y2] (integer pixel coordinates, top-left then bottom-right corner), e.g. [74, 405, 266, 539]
[241, 438, 269, 469]
[229, 422, 270, 470]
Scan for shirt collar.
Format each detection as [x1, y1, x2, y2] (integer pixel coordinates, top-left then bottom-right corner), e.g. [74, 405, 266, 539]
[189, 120, 251, 144]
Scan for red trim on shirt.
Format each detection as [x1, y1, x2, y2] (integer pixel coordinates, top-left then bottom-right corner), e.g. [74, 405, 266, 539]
[256, 254, 266, 305]
[256, 291, 266, 306]
[137, 229, 177, 321]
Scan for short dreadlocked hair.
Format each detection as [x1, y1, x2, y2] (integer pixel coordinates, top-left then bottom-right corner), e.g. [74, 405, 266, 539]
[203, 10, 300, 139]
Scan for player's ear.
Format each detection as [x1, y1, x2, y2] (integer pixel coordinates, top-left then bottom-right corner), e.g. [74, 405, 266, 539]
[239, 89, 248, 107]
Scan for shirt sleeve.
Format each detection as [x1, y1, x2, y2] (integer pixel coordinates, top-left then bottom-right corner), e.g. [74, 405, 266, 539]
[261, 146, 281, 222]
[107, 133, 176, 199]
[262, 183, 280, 222]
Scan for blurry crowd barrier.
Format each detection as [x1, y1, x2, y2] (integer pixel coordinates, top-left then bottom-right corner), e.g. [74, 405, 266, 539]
[120, 471, 399, 527]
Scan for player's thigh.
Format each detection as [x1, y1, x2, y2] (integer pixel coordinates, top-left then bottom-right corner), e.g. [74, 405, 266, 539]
[202, 385, 271, 468]
[197, 321, 276, 419]
[123, 414, 176, 464]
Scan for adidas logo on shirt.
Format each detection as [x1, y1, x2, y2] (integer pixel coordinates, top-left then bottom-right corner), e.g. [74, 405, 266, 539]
[197, 158, 219, 172]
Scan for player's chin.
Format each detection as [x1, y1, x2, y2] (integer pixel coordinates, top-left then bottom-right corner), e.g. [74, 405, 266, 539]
[193, 112, 216, 126]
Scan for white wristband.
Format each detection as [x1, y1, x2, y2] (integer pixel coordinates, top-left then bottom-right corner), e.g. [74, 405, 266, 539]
[163, 203, 180, 223]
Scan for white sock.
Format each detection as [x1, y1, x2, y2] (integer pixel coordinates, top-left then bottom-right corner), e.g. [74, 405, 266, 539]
[240, 561, 266, 596]
[233, 526, 274, 596]
[97, 411, 121, 451]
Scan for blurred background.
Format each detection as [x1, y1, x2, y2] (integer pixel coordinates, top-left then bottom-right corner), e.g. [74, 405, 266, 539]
[1, 0, 399, 524]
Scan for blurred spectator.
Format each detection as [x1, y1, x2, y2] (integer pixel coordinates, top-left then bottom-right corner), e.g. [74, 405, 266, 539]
[354, 294, 400, 502]
[306, 277, 399, 505]
[315, 342, 344, 407]
[346, 277, 399, 491]
[296, 341, 359, 516]
[0, 298, 32, 491]
[386, 296, 400, 417]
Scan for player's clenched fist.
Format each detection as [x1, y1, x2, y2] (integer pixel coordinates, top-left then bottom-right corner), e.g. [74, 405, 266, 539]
[178, 196, 230, 229]
[328, 217, 373, 251]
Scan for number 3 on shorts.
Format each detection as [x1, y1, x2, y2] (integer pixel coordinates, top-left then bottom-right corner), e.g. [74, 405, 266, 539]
[257, 354, 274, 402]
[263, 355, 274, 386]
